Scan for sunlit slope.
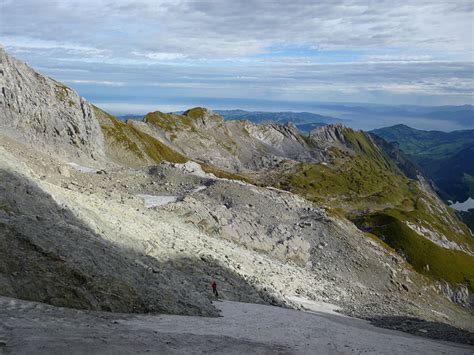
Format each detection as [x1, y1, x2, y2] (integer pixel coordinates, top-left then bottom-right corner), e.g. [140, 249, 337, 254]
[276, 127, 474, 291]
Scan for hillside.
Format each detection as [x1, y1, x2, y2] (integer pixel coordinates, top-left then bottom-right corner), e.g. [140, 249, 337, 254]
[132, 109, 474, 295]
[1, 48, 473, 347]
[372, 124, 474, 231]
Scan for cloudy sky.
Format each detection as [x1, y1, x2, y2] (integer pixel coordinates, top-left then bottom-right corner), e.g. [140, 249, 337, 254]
[1, 0, 473, 114]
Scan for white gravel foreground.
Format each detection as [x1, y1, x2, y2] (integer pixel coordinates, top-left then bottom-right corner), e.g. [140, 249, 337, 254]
[0, 297, 471, 355]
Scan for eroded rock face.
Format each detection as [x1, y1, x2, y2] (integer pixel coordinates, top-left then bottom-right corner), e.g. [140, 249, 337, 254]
[138, 108, 322, 171]
[0, 48, 104, 163]
[309, 124, 349, 148]
[437, 281, 472, 308]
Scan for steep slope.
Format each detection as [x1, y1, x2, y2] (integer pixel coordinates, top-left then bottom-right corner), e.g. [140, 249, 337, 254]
[271, 126, 474, 294]
[0, 48, 104, 164]
[430, 143, 474, 202]
[94, 106, 187, 167]
[372, 124, 474, 232]
[130, 111, 473, 297]
[1, 49, 473, 337]
[371, 124, 474, 202]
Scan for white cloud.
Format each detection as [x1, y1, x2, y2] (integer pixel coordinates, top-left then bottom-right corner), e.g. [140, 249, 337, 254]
[64, 79, 127, 87]
[0, 0, 472, 105]
[1, 36, 103, 54]
[132, 51, 187, 61]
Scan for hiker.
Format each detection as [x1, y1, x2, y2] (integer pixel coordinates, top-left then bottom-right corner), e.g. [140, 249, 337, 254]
[211, 281, 219, 298]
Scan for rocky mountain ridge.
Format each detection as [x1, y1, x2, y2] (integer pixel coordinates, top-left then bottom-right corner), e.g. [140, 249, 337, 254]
[0, 49, 473, 339]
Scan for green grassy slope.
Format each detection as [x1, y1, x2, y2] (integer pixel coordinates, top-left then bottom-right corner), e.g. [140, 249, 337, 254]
[279, 128, 409, 210]
[277, 127, 473, 291]
[371, 124, 474, 158]
[371, 125, 474, 202]
[359, 212, 474, 291]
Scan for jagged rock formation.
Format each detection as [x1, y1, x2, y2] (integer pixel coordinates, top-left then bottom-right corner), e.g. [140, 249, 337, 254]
[0, 49, 473, 335]
[0, 48, 104, 164]
[128, 107, 316, 171]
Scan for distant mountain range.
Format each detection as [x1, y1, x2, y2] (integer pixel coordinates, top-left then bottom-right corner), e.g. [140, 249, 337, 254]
[117, 103, 473, 132]
[214, 109, 343, 125]
[311, 104, 473, 127]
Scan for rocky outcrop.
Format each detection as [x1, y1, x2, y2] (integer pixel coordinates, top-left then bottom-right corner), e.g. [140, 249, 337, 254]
[137, 108, 319, 171]
[0, 48, 104, 163]
[437, 281, 472, 308]
[182, 107, 225, 128]
[309, 123, 349, 148]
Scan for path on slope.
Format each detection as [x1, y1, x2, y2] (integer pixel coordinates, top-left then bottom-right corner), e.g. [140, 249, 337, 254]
[1, 297, 471, 354]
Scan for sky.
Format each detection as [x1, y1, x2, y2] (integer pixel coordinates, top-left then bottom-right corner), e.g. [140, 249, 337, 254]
[1, 0, 473, 114]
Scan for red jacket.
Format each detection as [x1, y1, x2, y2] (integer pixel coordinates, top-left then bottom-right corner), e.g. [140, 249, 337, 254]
[212, 282, 217, 289]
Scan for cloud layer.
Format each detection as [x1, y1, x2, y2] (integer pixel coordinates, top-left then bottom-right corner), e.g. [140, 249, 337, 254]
[1, 0, 473, 111]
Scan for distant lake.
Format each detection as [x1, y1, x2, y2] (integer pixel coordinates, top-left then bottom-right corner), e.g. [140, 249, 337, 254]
[450, 197, 474, 212]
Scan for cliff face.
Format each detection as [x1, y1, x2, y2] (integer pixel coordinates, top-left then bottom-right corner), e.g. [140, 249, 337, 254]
[0, 48, 104, 163]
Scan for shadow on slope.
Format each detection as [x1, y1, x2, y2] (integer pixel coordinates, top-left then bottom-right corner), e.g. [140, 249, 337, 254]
[0, 168, 278, 316]
[367, 316, 474, 345]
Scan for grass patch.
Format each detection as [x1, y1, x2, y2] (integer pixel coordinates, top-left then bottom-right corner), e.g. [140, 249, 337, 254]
[280, 147, 410, 211]
[94, 106, 187, 164]
[144, 111, 197, 133]
[128, 124, 188, 164]
[200, 163, 252, 183]
[358, 212, 474, 292]
[183, 107, 207, 120]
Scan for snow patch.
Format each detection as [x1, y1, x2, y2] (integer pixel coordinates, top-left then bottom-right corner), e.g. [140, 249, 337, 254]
[287, 295, 342, 316]
[136, 194, 177, 208]
[67, 162, 98, 173]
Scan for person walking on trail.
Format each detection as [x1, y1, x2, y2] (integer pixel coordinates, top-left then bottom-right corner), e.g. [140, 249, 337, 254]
[212, 281, 219, 298]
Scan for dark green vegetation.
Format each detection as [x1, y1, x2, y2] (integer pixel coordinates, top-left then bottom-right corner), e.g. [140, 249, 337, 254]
[358, 213, 474, 292]
[279, 128, 407, 211]
[276, 127, 473, 290]
[372, 124, 474, 203]
[145, 111, 198, 134]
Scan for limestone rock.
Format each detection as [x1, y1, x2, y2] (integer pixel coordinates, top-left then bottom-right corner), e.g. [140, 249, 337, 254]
[0, 48, 105, 163]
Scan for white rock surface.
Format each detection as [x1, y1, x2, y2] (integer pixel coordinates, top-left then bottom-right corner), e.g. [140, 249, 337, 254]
[67, 162, 99, 173]
[136, 194, 178, 207]
[0, 48, 105, 163]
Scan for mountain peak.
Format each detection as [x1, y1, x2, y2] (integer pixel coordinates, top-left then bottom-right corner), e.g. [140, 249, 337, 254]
[182, 107, 224, 127]
[309, 123, 348, 145]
